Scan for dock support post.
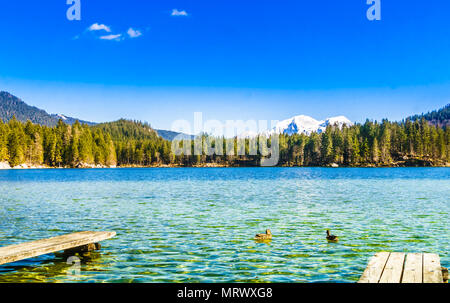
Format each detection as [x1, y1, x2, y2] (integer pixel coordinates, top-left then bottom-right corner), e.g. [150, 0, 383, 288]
[63, 243, 101, 255]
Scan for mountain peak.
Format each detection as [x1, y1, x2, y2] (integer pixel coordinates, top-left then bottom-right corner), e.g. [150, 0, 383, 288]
[321, 116, 353, 128]
[267, 114, 353, 136]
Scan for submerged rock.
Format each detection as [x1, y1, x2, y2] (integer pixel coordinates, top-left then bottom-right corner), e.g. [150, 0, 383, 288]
[74, 162, 111, 169]
[13, 164, 28, 169]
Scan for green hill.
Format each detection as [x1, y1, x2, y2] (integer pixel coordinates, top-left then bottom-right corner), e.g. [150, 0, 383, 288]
[93, 119, 159, 141]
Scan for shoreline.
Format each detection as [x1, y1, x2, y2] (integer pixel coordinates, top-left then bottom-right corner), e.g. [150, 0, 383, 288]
[1, 161, 449, 170]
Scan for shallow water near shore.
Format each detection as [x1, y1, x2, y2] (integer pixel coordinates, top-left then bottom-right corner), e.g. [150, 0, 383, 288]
[0, 167, 448, 283]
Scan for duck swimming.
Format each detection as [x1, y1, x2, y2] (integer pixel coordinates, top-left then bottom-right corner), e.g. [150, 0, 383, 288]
[255, 229, 272, 240]
[326, 230, 338, 242]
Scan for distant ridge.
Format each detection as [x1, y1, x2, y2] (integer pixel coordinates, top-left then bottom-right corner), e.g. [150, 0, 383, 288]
[0, 91, 193, 140]
[0, 91, 94, 126]
[406, 104, 449, 127]
[155, 129, 194, 141]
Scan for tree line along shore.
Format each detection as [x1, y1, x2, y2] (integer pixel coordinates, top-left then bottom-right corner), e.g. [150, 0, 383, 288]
[0, 117, 449, 169]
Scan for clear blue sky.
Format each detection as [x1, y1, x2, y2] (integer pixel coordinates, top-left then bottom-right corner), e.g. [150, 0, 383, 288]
[0, 0, 449, 131]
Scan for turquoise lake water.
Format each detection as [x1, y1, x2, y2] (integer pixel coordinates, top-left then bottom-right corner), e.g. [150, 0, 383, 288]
[0, 168, 448, 283]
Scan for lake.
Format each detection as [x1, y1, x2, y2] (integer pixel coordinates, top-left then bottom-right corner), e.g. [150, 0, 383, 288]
[0, 168, 448, 283]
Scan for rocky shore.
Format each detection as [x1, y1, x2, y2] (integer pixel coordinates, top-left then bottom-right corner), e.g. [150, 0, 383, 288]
[0, 162, 10, 169]
[0, 161, 116, 169]
[0, 162, 50, 169]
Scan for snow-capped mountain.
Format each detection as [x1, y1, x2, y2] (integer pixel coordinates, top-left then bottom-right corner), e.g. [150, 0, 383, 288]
[267, 115, 353, 136]
[235, 115, 353, 138]
[319, 116, 353, 133]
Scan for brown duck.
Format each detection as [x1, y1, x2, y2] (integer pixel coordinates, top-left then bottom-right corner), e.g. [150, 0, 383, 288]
[326, 230, 339, 242]
[255, 229, 272, 240]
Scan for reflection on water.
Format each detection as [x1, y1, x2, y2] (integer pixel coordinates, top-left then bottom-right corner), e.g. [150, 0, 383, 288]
[0, 168, 448, 283]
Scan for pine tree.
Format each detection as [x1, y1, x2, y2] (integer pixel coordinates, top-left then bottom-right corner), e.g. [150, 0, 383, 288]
[7, 117, 25, 167]
[0, 121, 9, 162]
[372, 137, 380, 163]
[44, 130, 57, 166]
[70, 125, 80, 166]
[320, 128, 333, 164]
[361, 138, 370, 163]
[105, 133, 117, 167]
[8, 130, 24, 167]
[380, 122, 392, 164]
[351, 133, 361, 165]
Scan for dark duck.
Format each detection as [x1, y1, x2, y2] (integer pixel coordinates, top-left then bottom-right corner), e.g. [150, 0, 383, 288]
[326, 230, 339, 242]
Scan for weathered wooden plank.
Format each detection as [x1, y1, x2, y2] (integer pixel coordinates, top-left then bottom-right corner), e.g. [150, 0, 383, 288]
[0, 232, 97, 256]
[0, 231, 107, 257]
[358, 252, 390, 283]
[423, 253, 443, 283]
[0, 231, 116, 266]
[401, 253, 423, 283]
[379, 252, 405, 283]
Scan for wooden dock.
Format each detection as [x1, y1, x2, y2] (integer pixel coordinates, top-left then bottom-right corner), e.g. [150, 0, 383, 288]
[0, 231, 116, 266]
[359, 252, 445, 283]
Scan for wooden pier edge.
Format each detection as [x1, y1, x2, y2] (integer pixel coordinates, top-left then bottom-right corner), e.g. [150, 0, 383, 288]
[359, 252, 445, 283]
[0, 231, 116, 266]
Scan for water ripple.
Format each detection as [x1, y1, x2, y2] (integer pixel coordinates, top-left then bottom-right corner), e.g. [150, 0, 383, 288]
[0, 168, 448, 283]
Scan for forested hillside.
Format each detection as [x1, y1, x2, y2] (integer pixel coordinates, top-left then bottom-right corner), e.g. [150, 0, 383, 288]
[0, 118, 175, 168]
[93, 119, 172, 166]
[274, 118, 449, 167]
[165, 117, 449, 167]
[0, 116, 448, 168]
[0, 118, 116, 168]
[407, 104, 449, 127]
